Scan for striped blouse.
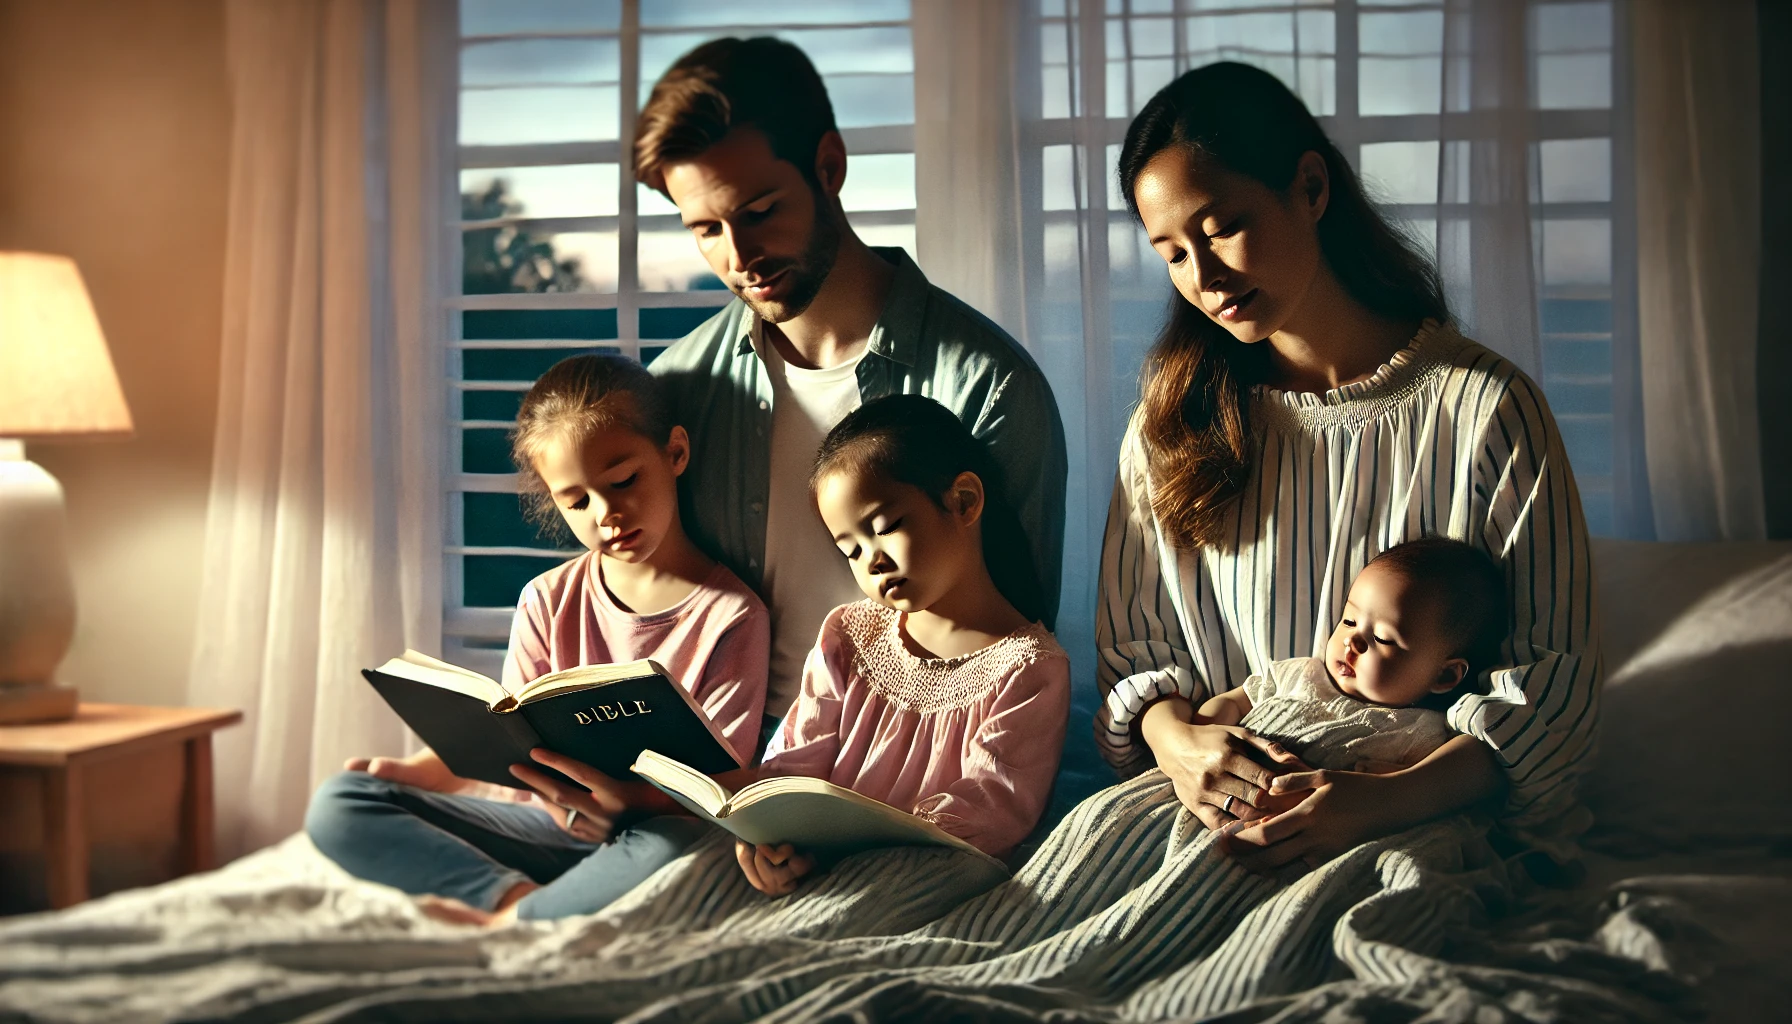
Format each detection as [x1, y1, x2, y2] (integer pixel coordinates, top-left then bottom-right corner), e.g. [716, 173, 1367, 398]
[1095, 321, 1601, 853]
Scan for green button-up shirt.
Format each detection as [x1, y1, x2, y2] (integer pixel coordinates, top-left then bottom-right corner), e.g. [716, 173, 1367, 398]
[650, 247, 1068, 627]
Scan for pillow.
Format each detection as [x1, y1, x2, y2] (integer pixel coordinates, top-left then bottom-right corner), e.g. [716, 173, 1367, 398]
[1582, 545, 1792, 854]
[1591, 538, 1792, 669]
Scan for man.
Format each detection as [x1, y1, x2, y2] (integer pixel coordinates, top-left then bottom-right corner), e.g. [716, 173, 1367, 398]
[640, 37, 1067, 732]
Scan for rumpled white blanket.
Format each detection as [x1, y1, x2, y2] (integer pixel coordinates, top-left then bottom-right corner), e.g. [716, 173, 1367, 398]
[5, 694, 1790, 1023]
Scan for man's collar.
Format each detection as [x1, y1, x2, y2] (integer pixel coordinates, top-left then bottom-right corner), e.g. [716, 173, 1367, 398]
[728, 246, 927, 367]
[730, 309, 755, 356]
[862, 246, 925, 367]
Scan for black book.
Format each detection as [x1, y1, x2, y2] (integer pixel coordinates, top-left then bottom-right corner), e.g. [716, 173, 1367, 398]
[361, 650, 743, 789]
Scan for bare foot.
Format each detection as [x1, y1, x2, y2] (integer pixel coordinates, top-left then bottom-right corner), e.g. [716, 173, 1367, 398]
[417, 882, 533, 929]
[416, 895, 495, 926]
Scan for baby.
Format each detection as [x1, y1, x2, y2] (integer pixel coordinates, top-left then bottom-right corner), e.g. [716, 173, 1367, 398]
[1197, 536, 1508, 775]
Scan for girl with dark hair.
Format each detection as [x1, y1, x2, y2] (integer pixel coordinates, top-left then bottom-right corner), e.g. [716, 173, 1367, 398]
[1098, 62, 1600, 870]
[737, 394, 1070, 895]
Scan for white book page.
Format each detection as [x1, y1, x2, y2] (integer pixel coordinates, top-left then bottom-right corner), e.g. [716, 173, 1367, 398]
[513, 658, 659, 703]
[631, 749, 732, 816]
[376, 652, 503, 704]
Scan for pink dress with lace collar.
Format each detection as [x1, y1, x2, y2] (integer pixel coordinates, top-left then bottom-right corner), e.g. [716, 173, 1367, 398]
[761, 600, 1071, 859]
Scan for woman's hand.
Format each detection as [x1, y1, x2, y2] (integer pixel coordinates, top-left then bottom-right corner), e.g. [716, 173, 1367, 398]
[1222, 734, 1508, 873]
[1217, 769, 1402, 872]
[508, 749, 633, 844]
[1139, 697, 1310, 832]
[735, 840, 814, 897]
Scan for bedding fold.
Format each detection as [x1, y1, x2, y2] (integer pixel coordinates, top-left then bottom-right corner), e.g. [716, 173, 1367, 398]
[7, 697, 1779, 1023]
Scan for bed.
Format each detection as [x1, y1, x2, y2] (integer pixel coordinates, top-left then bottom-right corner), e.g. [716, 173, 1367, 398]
[2, 538, 1789, 1023]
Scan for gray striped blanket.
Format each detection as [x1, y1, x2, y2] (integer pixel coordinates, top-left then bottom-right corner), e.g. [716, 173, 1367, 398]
[1, 699, 1756, 1022]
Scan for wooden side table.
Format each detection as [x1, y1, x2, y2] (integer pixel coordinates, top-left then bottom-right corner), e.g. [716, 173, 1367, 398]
[0, 703, 241, 908]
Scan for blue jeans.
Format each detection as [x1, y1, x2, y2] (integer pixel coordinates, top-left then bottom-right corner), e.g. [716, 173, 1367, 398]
[305, 771, 710, 920]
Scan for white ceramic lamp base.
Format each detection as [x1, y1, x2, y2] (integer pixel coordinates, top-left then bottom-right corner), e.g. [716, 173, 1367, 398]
[0, 439, 80, 724]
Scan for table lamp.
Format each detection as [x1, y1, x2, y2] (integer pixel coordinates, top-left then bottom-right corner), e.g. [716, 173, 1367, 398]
[0, 252, 134, 724]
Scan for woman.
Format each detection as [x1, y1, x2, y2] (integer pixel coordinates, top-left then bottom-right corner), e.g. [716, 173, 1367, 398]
[1097, 61, 1599, 871]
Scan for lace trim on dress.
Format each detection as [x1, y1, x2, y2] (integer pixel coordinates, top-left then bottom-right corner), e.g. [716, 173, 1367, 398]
[1251, 319, 1473, 431]
[838, 602, 1063, 714]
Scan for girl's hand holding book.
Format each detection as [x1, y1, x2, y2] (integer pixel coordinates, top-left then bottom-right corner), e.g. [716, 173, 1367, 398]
[509, 748, 634, 843]
[735, 840, 815, 896]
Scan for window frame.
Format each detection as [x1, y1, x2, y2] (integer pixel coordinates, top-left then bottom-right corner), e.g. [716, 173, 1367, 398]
[441, 1, 920, 671]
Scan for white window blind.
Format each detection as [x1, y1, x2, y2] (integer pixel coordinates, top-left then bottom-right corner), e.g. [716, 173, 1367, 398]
[443, 0, 918, 677]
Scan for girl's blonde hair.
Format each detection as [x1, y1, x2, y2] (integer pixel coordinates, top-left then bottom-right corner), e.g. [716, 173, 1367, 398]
[509, 354, 673, 531]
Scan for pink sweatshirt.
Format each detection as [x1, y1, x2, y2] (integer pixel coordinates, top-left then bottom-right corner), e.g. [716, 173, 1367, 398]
[501, 553, 770, 765]
[761, 601, 1070, 859]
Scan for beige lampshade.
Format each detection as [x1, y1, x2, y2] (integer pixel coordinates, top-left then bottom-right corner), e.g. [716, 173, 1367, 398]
[0, 252, 133, 440]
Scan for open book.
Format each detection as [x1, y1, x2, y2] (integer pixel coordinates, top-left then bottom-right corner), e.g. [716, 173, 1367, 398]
[362, 651, 743, 789]
[631, 749, 1002, 866]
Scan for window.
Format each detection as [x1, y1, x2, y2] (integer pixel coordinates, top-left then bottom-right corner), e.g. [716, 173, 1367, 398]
[445, 0, 918, 675]
[441, 1, 1629, 670]
[1030, 0, 1635, 537]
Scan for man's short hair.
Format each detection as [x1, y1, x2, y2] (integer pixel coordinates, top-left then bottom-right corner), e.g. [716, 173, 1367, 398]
[634, 36, 837, 193]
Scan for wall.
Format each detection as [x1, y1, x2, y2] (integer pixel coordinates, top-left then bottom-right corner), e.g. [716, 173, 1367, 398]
[1760, 0, 1792, 539]
[0, 0, 228, 707]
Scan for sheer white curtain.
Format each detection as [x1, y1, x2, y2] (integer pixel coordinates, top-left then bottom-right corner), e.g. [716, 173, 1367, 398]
[1432, 0, 1541, 379]
[188, 0, 452, 858]
[913, 0, 1028, 344]
[1632, 0, 1765, 542]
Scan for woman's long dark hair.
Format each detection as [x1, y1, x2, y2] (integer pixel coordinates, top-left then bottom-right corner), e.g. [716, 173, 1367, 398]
[1119, 62, 1448, 548]
[810, 394, 1046, 623]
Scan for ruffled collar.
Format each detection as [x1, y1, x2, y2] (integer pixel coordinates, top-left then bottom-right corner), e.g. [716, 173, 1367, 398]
[1252, 319, 1466, 429]
[838, 601, 1064, 714]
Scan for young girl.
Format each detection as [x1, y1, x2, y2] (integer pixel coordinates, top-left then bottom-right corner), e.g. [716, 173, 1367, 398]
[735, 394, 1071, 896]
[306, 354, 769, 923]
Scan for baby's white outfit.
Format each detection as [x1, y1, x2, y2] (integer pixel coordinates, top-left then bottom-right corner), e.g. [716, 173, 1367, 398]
[1237, 656, 1454, 771]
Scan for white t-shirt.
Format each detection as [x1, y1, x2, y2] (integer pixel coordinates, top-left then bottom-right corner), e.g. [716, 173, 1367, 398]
[758, 328, 868, 717]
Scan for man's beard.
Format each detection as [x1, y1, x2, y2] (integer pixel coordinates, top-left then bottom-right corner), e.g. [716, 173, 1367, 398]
[732, 201, 841, 324]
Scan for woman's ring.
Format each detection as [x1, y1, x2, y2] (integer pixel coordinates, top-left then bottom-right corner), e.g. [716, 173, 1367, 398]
[1223, 794, 1236, 815]
[564, 808, 581, 831]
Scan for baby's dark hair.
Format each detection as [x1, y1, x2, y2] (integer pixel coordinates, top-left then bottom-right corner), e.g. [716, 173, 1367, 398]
[810, 394, 1046, 623]
[1367, 536, 1508, 676]
[509, 354, 674, 532]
